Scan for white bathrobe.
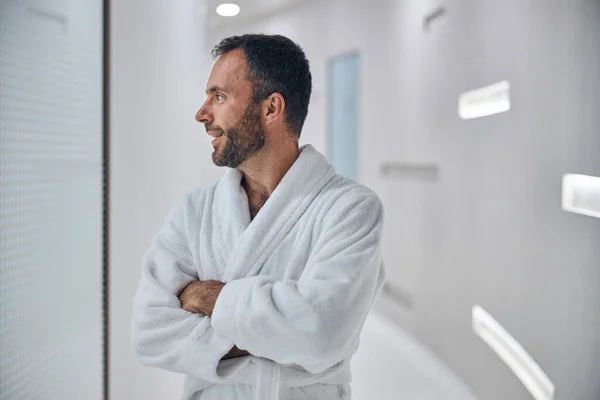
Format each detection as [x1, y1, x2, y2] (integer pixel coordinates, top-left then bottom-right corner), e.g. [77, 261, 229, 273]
[131, 144, 386, 400]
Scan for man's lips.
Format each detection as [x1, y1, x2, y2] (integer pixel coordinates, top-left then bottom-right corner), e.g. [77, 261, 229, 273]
[211, 135, 224, 147]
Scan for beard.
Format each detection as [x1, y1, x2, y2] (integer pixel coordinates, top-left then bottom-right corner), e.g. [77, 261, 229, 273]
[208, 103, 266, 168]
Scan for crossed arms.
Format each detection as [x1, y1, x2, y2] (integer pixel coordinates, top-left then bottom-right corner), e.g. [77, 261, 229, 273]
[178, 279, 250, 360]
[131, 193, 384, 379]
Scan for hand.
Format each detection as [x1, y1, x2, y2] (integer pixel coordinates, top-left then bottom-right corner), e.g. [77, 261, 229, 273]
[179, 280, 225, 317]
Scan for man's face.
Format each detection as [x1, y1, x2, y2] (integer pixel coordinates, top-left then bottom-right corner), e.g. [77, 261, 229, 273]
[195, 49, 266, 168]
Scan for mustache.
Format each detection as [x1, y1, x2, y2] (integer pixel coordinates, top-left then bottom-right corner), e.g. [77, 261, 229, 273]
[205, 124, 225, 135]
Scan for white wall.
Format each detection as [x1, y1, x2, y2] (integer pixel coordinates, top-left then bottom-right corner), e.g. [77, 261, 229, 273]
[109, 1, 220, 398]
[209, 1, 600, 399]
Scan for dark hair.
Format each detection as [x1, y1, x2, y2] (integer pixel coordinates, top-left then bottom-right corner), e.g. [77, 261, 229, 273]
[212, 34, 312, 138]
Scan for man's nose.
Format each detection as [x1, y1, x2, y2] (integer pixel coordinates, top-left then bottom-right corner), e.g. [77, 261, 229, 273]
[195, 104, 210, 124]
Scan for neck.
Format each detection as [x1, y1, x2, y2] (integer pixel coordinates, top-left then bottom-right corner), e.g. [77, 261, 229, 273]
[239, 139, 300, 197]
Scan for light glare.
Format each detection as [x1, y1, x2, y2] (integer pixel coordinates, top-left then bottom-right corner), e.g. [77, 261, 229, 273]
[216, 4, 240, 17]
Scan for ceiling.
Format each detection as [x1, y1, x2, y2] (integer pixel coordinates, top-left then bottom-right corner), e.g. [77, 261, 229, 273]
[205, 0, 313, 30]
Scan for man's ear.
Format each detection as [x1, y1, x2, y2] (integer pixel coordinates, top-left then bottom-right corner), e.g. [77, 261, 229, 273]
[264, 93, 285, 125]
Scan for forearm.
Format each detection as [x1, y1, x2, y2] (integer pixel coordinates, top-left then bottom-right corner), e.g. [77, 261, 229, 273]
[211, 249, 385, 372]
[211, 276, 373, 371]
[134, 269, 234, 378]
[132, 298, 235, 379]
[179, 280, 254, 362]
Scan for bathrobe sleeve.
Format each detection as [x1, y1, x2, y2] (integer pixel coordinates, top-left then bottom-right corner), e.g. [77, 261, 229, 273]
[211, 190, 386, 373]
[131, 196, 234, 379]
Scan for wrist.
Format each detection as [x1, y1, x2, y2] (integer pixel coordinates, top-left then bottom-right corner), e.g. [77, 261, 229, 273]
[202, 280, 225, 317]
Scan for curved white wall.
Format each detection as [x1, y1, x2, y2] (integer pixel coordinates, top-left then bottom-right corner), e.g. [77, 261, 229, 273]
[209, 1, 600, 399]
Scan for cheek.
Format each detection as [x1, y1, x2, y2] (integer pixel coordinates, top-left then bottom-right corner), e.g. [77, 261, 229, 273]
[215, 107, 239, 128]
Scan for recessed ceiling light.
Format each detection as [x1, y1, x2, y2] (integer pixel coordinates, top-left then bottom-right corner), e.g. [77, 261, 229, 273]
[216, 3, 240, 17]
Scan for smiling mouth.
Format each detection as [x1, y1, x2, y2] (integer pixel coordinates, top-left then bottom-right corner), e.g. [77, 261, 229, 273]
[211, 135, 224, 147]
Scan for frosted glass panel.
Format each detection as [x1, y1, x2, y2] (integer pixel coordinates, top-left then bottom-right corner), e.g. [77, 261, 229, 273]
[327, 53, 360, 181]
[0, 1, 104, 399]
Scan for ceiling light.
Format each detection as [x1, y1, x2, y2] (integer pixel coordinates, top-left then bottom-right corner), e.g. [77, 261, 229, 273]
[216, 3, 240, 17]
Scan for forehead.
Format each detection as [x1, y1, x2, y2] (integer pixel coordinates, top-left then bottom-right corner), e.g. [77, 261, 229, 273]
[207, 49, 251, 93]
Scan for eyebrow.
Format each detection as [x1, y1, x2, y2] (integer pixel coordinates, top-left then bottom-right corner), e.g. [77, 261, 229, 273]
[206, 85, 227, 95]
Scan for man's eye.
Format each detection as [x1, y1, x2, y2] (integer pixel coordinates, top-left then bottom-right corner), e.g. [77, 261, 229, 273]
[215, 94, 225, 102]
